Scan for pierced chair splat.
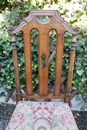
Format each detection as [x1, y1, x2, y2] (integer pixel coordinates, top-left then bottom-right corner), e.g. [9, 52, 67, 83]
[6, 10, 80, 130]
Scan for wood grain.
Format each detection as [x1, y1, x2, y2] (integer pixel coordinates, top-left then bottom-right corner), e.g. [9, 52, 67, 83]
[38, 33, 49, 96]
[23, 32, 32, 95]
[22, 93, 65, 99]
[54, 34, 64, 95]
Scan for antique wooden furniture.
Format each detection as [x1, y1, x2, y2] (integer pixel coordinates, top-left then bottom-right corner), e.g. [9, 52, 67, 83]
[6, 10, 80, 130]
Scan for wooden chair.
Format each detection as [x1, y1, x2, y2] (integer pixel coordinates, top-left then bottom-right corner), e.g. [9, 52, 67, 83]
[6, 10, 80, 130]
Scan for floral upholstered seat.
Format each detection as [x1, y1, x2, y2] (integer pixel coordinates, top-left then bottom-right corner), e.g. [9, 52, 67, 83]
[6, 101, 78, 130]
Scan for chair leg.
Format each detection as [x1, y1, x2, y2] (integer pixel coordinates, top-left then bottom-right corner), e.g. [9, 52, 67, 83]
[65, 94, 71, 104]
[16, 93, 22, 103]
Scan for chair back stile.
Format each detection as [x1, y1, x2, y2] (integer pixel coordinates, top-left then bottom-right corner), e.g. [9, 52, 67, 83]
[66, 35, 77, 103]
[8, 10, 80, 103]
[11, 35, 21, 101]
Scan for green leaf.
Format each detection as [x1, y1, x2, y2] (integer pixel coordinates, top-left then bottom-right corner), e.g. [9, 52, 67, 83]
[0, 51, 2, 55]
[7, 85, 11, 89]
[0, 0, 5, 4]
[76, 70, 84, 76]
[85, 47, 87, 51]
[0, 92, 5, 97]
[75, 95, 81, 101]
[30, 0, 36, 6]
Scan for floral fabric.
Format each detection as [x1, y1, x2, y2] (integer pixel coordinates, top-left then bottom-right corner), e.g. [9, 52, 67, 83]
[6, 101, 79, 130]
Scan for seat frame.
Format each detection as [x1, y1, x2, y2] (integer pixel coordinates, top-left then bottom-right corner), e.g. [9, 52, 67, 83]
[8, 10, 80, 103]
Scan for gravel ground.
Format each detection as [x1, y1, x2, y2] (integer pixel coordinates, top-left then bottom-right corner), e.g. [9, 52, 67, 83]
[73, 111, 87, 130]
[0, 103, 15, 130]
[0, 102, 87, 130]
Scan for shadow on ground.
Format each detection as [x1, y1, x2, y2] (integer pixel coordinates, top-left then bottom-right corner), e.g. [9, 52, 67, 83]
[0, 102, 87, 130]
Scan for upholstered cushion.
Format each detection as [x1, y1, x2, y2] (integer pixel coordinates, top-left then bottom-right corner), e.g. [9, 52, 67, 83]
[6, 101, 78, 130]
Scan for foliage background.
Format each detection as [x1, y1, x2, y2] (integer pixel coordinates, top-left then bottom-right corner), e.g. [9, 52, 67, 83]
[0, 0, 87, 98]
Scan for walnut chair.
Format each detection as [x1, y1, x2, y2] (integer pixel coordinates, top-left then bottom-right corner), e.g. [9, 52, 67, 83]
[6, 10, 80, 130]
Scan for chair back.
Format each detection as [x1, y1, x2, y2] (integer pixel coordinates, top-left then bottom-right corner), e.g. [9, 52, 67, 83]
[8, 10, 80, 103]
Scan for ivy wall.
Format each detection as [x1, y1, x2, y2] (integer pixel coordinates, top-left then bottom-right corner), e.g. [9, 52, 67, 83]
[0, 0, 87, 98]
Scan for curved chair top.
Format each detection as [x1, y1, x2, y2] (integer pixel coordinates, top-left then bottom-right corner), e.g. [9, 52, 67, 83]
[8, 10, 80, 35]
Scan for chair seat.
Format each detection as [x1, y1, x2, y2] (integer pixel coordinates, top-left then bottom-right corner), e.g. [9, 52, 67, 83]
[6, 101, 78, 130]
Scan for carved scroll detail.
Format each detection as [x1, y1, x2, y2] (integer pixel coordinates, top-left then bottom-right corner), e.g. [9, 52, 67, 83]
[54, 11, 80, 35]
[8, 10, 80, 35]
